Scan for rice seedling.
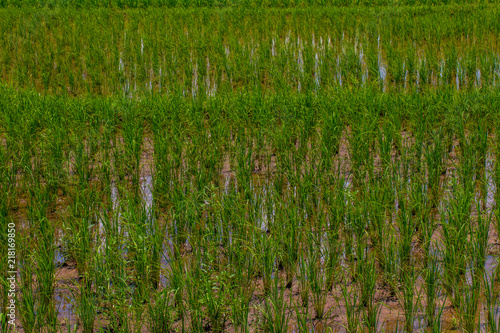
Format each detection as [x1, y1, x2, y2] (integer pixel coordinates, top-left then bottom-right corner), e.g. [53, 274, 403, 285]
[147, 288, 173, 333]
[75, 285, 97, 333]
[484, 264, 500, 332]
[297, 253, 310, 309]
[458, 267, 481, 332]
[339, 276, 361, 333]
[18, 238, 39, 333]
[423, 248, 444, 329]
[397, 260, 421, 333]
[200, 269, 232, 333]
[307, 241, 328, 319]
[258, 273, 290, 333]
[357, 252, 379, 331]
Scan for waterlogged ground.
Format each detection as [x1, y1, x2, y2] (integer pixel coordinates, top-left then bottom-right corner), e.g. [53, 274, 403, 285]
[2, 5, 500, 333]
[1, 6, 500, 97]
[4, 124, 500, 332]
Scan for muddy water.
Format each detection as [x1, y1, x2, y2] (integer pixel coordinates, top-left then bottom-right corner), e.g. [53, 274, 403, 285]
[54, 289, 76, 323]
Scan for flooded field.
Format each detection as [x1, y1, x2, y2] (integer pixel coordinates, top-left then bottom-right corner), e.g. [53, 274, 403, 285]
[1, 88, 500, 332]
[2, 4, 500, 333]
[0, 6, 500, 97]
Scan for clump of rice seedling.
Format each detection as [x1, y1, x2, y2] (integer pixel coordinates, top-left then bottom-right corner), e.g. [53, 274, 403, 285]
[340, 275, 361, 333]
[258, 273, 290, 333]
[147, 289, 173, 333]
[307, 245, 328, 319]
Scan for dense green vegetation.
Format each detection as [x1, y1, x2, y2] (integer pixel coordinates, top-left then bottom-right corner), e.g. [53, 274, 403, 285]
[1, 5, 500, 332]
[0, 6, 499, 96]
[0, 0, 498, 8]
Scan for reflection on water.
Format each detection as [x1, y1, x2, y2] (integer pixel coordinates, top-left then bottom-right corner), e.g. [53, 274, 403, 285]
[55, 290, 75, 322]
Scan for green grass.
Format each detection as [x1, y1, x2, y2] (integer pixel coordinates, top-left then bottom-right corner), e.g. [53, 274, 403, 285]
[0, 0, 498, 8]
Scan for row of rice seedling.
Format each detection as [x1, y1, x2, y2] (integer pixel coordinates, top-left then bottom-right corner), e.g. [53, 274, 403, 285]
[0, 6, 500, 96]
[1, 84, 500, 330]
